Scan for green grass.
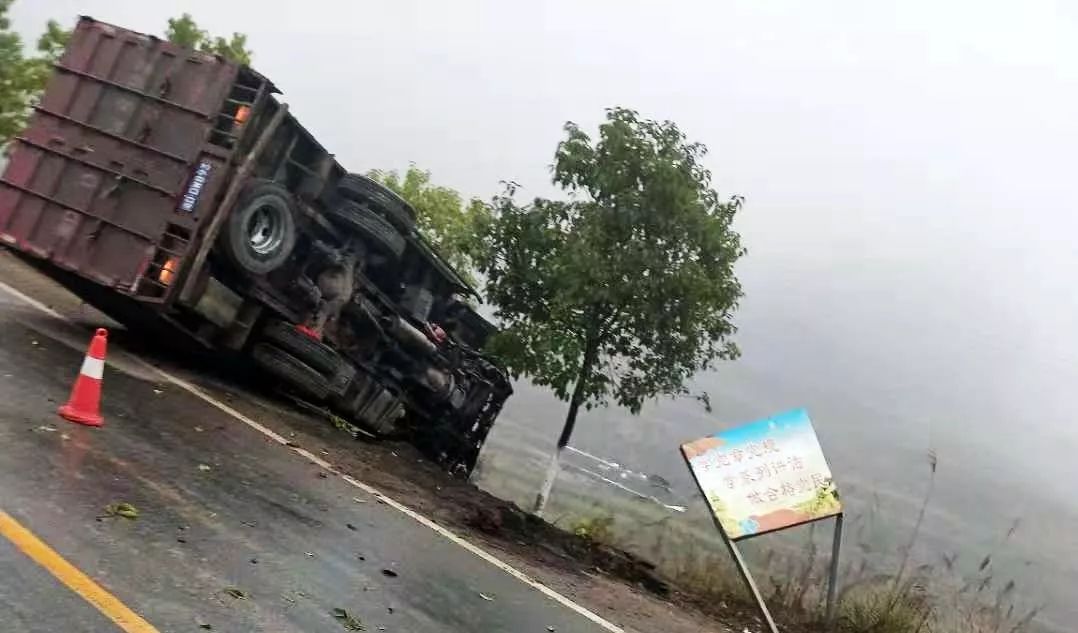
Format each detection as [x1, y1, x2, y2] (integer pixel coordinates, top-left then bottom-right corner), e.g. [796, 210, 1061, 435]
[836, 582, 933, 633]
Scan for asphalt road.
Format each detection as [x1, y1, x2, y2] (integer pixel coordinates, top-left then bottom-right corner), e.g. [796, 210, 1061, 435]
[0, 285, 614, 633]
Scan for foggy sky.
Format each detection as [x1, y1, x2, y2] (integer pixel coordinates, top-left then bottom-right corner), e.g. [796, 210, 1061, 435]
[13, 0, 1078, 498]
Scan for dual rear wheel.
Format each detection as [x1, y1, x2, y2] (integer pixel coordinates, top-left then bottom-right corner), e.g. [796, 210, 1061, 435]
[220, 174, 410, 277]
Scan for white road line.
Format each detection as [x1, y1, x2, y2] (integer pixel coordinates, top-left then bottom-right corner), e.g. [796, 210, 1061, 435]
[0, 280, 625, 633]
[0, 280, 65, 319]
[563, 463, 687, 513]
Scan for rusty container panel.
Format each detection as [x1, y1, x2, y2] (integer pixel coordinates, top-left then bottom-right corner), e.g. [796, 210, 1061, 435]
[0, 17, 239, 301]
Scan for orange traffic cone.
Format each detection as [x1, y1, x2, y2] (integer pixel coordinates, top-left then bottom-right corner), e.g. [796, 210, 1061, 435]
[58, 328, 108, 427]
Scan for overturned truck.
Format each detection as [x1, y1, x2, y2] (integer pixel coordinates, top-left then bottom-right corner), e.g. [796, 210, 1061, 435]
[0, 17, 511, 473]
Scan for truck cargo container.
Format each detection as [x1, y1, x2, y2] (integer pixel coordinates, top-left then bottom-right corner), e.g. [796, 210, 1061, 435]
[0, 17, 511, 473]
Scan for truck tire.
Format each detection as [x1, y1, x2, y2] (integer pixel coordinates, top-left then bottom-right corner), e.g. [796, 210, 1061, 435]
[221, 181, 297, 275]
[337, 173, 416, 232]
[260, 320, 343, 375]
[251, 343, 330, 401]
[328, 201, 406, 259]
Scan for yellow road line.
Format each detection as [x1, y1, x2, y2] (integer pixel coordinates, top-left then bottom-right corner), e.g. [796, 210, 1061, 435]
[0, 510, 159, 633]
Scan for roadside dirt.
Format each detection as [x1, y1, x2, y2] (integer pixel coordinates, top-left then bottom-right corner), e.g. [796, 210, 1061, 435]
[0, 250, 779, 633]
[199, 388, 776, 633]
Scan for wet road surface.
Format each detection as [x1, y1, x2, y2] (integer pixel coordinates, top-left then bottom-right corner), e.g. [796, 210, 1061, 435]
[0, 286, 613, 633]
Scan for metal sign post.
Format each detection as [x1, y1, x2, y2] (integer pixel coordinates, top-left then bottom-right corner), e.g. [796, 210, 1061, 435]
[715, 512, 780, 632]
[680, 409, 845, 632]
[825, 513, 844, 623]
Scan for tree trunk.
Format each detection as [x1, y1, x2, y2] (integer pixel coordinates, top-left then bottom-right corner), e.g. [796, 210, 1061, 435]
[532, 337, 597, 516]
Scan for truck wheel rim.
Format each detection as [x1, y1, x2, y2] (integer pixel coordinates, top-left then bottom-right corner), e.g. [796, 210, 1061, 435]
[248, 203, 284, 255]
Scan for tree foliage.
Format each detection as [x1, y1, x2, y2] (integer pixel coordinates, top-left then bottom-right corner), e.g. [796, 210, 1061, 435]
[165, 13, 252, 65]
[480, 107, 745, 439]
[0, 2, 68, 142]
[368, 165, 491, 287]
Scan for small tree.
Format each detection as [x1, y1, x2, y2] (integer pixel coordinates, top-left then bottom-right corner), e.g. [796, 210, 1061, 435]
[369, 165, 491, 287]
[480, 107, 745, 514]
[165, 13, 252, 65]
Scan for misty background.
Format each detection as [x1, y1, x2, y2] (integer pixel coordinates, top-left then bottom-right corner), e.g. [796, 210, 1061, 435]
[13, 1, 1078, 629]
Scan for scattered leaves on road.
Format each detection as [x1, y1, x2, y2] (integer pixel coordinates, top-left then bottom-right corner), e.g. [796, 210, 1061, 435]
[103, 502, 139, 520]
[223, 587, 248, 600]
[331, 608, 365, 631]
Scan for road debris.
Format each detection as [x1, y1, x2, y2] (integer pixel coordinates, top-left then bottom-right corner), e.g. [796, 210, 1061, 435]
[330, 607, 365, 631]
[381, 568, 398, 578]
[478, 592, 494, 601]
[198, 464, 212, 472]
[353, 497, 367, 504]
[223, 587, 248, 600]
[346, 523, 357, 531]
[102, 502, 139, 520]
